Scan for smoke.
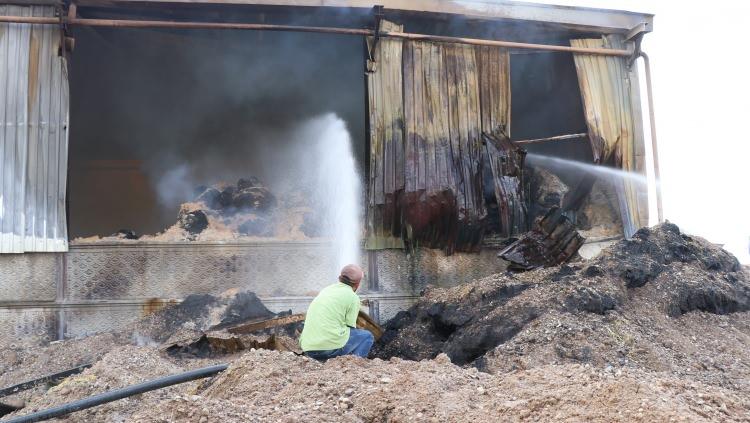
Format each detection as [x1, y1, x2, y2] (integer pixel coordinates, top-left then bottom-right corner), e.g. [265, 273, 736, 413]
[149, 113, 362, 269]
[68, 25, 365, 235]
[155, 164, 194, 208]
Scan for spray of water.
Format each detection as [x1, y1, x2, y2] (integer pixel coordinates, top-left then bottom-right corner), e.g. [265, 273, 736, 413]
[525, 153, 652, 187]
[304, 114, 362, 270]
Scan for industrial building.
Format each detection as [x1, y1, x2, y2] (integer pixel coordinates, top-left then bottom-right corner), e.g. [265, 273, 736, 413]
[0, 0, 657, 343]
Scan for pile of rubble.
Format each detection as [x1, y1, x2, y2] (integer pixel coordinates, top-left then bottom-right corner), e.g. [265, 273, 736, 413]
[3, 223, 750, 421]
[374, 223, 750, 387]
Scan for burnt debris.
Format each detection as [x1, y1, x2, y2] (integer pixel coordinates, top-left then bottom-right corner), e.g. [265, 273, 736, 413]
[499, 207, 585, 271]
[178, 210, 209, 236]
[373, 222, 750, 366]
[112, 229, 139, 240]
[132, 290, 277, 343]
[195, 178, 276, 216]
[169, 177, 280, 239]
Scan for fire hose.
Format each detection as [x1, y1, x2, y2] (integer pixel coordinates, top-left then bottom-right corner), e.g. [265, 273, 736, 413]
[1, 364, 228, 423]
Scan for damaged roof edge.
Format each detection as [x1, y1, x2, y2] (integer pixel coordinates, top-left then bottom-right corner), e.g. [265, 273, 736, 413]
[69, 0, 654, 34]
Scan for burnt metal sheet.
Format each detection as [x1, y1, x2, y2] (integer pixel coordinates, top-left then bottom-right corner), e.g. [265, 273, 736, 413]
[499, 207, 584, 271]
[483, 131, 527, 238]
[366, 27, 517, 253]
[0, 5, 69, 253]
[571, 35, 647, 237]
[365, 19, 406, 250]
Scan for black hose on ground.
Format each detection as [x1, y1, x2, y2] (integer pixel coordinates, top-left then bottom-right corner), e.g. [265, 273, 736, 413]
[2, 364, 228, 423]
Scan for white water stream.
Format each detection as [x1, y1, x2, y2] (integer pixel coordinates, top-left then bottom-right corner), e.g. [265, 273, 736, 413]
[525, 153, 652, 187]
[305, 114, 362, 270]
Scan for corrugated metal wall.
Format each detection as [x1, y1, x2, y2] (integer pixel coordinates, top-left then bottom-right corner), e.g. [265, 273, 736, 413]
[571, 35, 648, 237]
[366, 19, 516, 253]
[0, 5, 69, 253]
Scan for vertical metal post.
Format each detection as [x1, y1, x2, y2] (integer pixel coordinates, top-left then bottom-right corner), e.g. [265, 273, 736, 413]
[639, 51, 664, 223]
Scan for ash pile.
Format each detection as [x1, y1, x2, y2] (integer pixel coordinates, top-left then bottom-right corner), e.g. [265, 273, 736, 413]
[374, 222, 750, 389]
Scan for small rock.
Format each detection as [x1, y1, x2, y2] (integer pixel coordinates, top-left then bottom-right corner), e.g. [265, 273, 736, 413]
[57, 387, 71, 396]
[344, 388, 354, 396]
[434, 353, 452, 365]
[477, 386, 486, 395]
[380, 377, 392, 384]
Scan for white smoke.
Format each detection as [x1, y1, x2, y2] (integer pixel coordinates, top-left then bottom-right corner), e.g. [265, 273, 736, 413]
[150, 113, 363, 272]
[155, 163, 194, 208]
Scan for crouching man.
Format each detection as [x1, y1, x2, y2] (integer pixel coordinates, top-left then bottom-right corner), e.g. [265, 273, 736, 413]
[300, 264, 374, 360]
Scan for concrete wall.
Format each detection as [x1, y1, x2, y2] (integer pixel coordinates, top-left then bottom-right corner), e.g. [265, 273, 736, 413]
[0, 241, 510, 342]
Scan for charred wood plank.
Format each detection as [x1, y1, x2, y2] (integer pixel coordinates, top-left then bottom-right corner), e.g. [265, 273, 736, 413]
[225, 313, 306, 335]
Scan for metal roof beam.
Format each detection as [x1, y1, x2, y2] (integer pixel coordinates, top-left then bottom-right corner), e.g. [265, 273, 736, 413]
[70, 0, 655, 34]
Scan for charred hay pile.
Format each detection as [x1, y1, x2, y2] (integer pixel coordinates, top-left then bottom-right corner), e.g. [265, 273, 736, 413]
[374, 222, 750, 387]
[78, 177, 322, 242]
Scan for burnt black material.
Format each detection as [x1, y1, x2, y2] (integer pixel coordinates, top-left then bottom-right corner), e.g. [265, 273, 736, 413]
[232, 187, 276, 211]
[374, 222, 750, 366]
[112, 229, 138, 240]
[218, 292, 276, 328]
[237, 217, 274, 237]
[178, 210, 209, 235]
[375, 282, 532, 365]
[196, 187, 222, 210]
[499, 207, 585, 271]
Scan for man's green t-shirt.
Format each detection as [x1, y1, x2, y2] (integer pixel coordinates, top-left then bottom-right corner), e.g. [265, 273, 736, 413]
[299, 282, 360, 352]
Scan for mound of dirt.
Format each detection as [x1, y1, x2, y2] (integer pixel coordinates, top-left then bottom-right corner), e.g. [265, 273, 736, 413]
[373, 222, 750, 389]
[129, 350, 748, 422]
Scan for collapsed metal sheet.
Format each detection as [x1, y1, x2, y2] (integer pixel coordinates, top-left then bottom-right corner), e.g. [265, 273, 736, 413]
[499, 207, 585, 270]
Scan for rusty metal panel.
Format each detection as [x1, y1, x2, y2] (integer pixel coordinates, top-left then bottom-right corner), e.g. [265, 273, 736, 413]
[571, 35, 647, 237]
[0, 5, 69, 253]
